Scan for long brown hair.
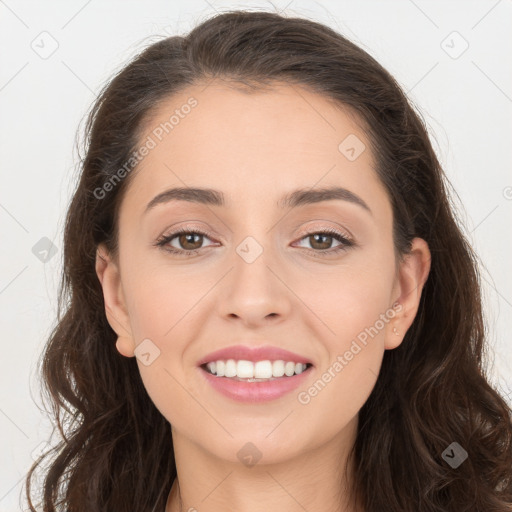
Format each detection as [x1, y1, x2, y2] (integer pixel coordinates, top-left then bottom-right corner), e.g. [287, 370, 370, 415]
[24, 9, 512, 511]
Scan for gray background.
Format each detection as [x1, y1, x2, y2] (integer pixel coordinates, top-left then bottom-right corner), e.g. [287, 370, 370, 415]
[1, 0, 511, 509]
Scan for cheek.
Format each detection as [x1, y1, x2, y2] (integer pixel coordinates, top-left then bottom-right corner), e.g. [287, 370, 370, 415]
[293, 287, 393, 443]
[304, 253, 396, 345]
[119, 239, 199, 342]
[296, 255, 395, 405]
[122, 280, 180, 343]
[118, 250, 215, 374]
[120, 269, 203, 426]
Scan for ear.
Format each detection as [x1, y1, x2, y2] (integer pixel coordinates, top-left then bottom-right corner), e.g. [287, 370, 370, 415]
[95, 243, 135, 357]
[385, 237, 431, 350]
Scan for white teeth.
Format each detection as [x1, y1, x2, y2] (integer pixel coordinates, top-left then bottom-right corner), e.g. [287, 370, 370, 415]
[225, 359, 237, 378]
[203, 359, 309, 379]
[237, 360, 254, 378]
[272, 360, 285, 377]
[284, 361, 296, 377]
[254, 360, 273, 379]
[216, 360, 225, 377]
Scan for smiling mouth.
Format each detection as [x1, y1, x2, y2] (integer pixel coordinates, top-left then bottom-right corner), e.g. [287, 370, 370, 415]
[200, 361, 314, 382]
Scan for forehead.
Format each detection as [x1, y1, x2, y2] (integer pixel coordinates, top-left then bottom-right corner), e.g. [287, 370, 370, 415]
[138, 80, 370, 164]
[119, 80, 387, 217]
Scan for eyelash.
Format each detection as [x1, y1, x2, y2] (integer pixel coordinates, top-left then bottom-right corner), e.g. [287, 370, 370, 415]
[154, 226, 355, 258]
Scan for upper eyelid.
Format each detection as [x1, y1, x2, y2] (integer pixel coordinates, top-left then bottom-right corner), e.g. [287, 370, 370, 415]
[162, 220, 353, 237]
[295, 225, 353, 240]
[161, 226, 352, 240]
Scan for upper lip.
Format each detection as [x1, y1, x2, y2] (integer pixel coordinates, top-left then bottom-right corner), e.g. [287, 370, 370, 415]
[197, 344, 314, 367]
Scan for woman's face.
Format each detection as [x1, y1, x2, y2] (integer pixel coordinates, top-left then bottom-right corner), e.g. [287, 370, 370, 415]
[96, 80, 430, 465]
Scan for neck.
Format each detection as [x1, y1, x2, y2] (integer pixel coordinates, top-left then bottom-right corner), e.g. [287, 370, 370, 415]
[165, 416, 362, 512]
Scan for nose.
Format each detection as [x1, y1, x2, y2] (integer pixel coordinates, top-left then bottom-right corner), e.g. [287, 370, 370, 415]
[217, 239, 293, 328]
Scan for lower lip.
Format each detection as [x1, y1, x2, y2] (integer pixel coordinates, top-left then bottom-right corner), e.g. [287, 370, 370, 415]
[199, 366, 313, 403]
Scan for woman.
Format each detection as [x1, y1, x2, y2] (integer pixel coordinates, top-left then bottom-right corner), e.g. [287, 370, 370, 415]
[25, 9, 512, 512]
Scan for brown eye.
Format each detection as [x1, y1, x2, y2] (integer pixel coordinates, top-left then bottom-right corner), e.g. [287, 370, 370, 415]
[177, 233, 204, 251]
[293, 228, 354, 257]
[307, 233, 335, 250]
[155, 228, 217, 256]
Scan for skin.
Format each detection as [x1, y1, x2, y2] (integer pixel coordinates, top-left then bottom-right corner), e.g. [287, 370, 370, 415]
[95, 80, 431, 512]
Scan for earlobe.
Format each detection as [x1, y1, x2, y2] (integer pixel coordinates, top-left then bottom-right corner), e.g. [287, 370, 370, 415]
[95, 243, 136, 357]
[385, 237, 431, 350]
[116, 335, 136, 358]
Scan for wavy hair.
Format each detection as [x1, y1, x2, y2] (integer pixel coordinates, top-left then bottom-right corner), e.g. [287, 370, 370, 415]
[24, 9, 512, 512]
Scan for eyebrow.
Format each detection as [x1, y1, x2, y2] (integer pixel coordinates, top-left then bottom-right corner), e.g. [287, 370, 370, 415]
[144, 186, 371, 215]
